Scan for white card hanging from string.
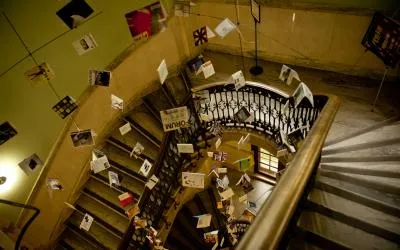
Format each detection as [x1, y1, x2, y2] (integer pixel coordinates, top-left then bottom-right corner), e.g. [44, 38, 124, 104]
[157, 59, 168, 84]
[177, 143, 194, 153]
[279, 65, 300, 85]
[90, 155, 111, 174]
[130, 142, 144, 158]
[182, 172, 205, 188]
[232, 70, 246, 90]
[108, 171, 120, 187]
[73, 33, 98, 56]
[195, 214, 212, 228]
[214, 18, 236, 38]
[215, 137, 222, 150]
[206, 26, 216, 38]
[145, 175, 159, 190]
[201, 61, 215, 79]
[292, 82, 314, 108]
[119, 122, 131, 135]
[79, 213, 94, 231]
[139, 159, 152, 177]
[111, 94, 124, 110]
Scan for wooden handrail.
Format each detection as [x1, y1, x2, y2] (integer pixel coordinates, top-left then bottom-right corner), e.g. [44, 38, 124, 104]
[236, 94, 340, 250]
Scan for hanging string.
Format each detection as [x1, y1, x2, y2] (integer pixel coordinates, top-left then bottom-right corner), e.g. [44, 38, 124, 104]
[235, 0, 246, 72]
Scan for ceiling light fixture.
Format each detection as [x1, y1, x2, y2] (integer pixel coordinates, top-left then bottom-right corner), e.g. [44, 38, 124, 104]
[0, 176, 6, 185]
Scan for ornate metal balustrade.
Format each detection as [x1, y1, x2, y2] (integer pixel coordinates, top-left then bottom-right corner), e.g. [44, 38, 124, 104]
[119, 81, 330, 249]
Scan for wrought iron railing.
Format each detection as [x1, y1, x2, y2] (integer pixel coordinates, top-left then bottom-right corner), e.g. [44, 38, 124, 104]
[118, 80, 333, 249]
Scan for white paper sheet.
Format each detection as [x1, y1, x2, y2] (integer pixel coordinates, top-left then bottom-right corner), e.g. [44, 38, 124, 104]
[215, 137, 222, 150]
[130, 142, 144, 158]
[219, 187, 234, 200]
[145, 174, 159, 190]
[292, 82, 314, 108]
[232, 70, 246, 90]
[90, 155, 111, 174]
[177, 143, 194, 153]
[157, 59, 168, 84]
[201, 61, 215, 79]
[139, 159, 152, 177]
[279, 64, 300, 85]
[111, 94, 123, 110]
[79, 214, 94, 231]
[214, 18, 236, 38]
[196, 214, 212, 228]
[119, 123, 131, 135]
[182, 172, 205, 188]
[72, 33, 98, 56]
[206, 26, 216, 38]
[217, 168, 227, 174]
[108, 171, 120, 187]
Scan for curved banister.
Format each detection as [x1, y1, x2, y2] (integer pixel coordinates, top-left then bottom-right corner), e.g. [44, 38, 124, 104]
[236, 94, 340, 249]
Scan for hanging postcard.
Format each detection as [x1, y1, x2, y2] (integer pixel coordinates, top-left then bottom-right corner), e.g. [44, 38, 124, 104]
[160, 106, 189, 132]
[292, 82, 314, 108]
[70, 129, 94, 147]
[119, 123, 131, 136]
[193, 26, 208, 46]
[47, 178, 63, 191]
[206, 26, 216, 39]
[130, 142, 144, 158]
[187, 54, 205, 74]
[182, 172, 205, 188]
[125, 1, 167, 41]
[157, 59, 168, 84]
[279, 65, 300, 85]
[18, 153, 43, 176]
[216, 175, 229, 190]
[213, 151, 227, 162]
[204, 230, 219, 244]
[177, 143, 194, 153]
[24, 62, 55, 86]
[201, 61, 215, 79]
[236, 173, 254, 193]
[111, 94, 124, 110]
[90, 155, 110, 174]
[196, 214, 212, 228]
[219, 187, 234, 201]
[215, 18, 236, 38]
[56, 0, 94, 29]
[108, 171, 120, 187]
[215, 137, 222, 150]
[88, 69, 111, 86]
[0, 122, 17, 146]
[52, 96, 77, 119]
[119, 192, 134, 207]
[234, 106, 252, 123]
[251, 0, 261, 23]
[139, 159, 152, 177]
[73, 33, 98, 56]
[174, 1, 190, 17]
[232, 70, 246, 90]
[145, 175, 159, 190]
[79, 213, 94, 231]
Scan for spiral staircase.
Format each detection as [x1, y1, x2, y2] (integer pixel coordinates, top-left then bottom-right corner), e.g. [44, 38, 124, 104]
[52, 64, 399, 250]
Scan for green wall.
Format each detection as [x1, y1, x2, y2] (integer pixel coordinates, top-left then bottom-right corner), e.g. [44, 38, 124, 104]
[0, 0, 172, 224]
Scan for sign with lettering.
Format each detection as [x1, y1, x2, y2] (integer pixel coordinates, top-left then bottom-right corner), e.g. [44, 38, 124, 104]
[362, 12, 400, 68]
[160, 106, 189, 132]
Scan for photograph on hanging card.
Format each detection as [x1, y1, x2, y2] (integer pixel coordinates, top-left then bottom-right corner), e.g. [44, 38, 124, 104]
[193, 26, 208, 46]
[201, 60, 215, 79]
[213, 151, 227, 162]
[79, 213, 94, 231]
[361, 12, 400, 68]
[187, 54, 205, 74]
[0, 122, 17, 146]
[160, 106, 189, 132]
[279, 65, 300, 85]
[52, 96, 77, 119]
[90, 155, 110, 174]
[232, 70, 246, 90]
[234, 106, 251, 122]
[108, 171, 120, 187]
[215, 18, 236, 38]
[18, 153, 43, 176]
[111, 94, 124, 110]
[70, 129, 94, 147]
[146, 175, 159, 190]
[292, 82, 314, 108]
[236, 173, 254, 194]
[139, 159, 152, 177]
[125, 1, 167, 41]
[182, 172, 205, 188]
[131, 142, 144, 158]
[73, 33, 98, 56]
[24, 62, 55, 86]
[47, 178, 63, 191]
[174, 0, 190, 17]
[204, 230, 219, 244]
[56, 0, 94, 29]
[88, 69, 111, 86]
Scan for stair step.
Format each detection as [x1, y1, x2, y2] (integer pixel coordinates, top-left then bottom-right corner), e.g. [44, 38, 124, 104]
[94, 167, 144, 200]
[315, 175, 400, 217]
[85, 177, 124, 207]
[319, 169, 400, 194]
[144, 88, 173, 112]
[322, 138, 400, 157]
[123, 117, 162, 148]
[324, 120, 400, 151]
[128, 104, 164, 142]
[320, 161, 400, 178]
[324, 116, 400, 148]
[68, 211, 120, 249]
[103, 143, 146, 180]
[57, 240, 74, 250]
[297, 211, 398, 250]
[60, 227, 98, 250]
[307, 188, 400, 243]
[77, 192, 129, 234]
